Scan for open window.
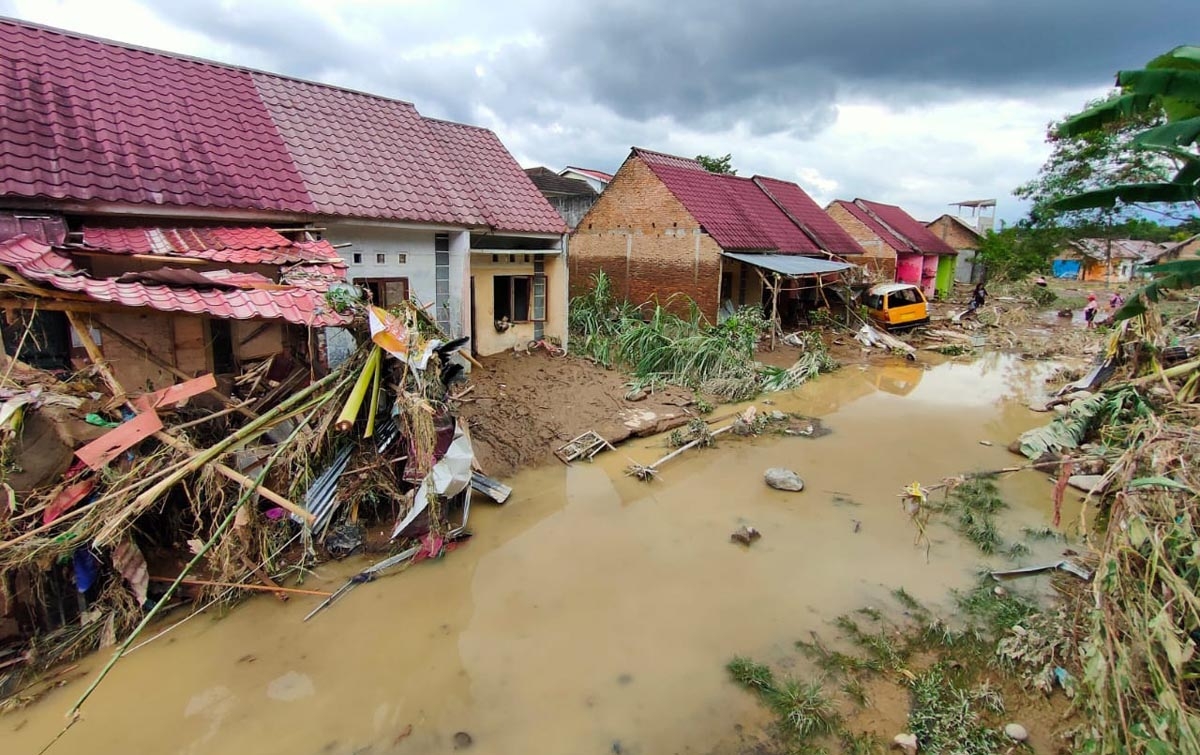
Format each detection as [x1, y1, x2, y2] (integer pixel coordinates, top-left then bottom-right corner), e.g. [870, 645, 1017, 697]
[353, 277, 410, 308]
[493, 274, 547, 322]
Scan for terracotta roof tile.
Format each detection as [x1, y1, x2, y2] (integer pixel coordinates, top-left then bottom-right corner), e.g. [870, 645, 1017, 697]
[835, 199, 958, 255]
[0, 19, 563, 234]
[0, 234, 348, 326]
[631, 148, 842, 255]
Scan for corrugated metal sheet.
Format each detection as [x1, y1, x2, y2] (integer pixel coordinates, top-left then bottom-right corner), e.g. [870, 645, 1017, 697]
[723, 253, 853, 277]
[632, 148, 836, 255]
[752, 177, 866, 256]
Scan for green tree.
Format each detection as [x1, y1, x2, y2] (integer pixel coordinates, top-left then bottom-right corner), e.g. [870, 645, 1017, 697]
[1017, 91, 1171, 228]
[695, 153, 736, 175]
[975, 224, 1064, 280]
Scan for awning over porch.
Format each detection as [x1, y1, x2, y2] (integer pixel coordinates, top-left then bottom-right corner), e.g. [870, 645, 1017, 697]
[723, 252, 852, 277]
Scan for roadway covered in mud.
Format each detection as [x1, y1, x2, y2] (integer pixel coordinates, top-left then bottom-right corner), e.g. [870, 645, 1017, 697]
[2, 353, 1089, 754]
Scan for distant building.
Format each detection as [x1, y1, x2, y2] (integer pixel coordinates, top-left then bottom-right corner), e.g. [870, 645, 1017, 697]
[524, 167, 598, 230]
[1052, 239, 1153, 282]
[559, 166, 613, 194]
[926, 214, 985, 284]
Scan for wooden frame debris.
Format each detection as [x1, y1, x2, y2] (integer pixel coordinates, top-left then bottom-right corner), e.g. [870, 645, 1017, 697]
[555, 430, 615, 464]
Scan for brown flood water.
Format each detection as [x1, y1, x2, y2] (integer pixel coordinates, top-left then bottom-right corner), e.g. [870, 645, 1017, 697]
[3, 354, 1081, 755]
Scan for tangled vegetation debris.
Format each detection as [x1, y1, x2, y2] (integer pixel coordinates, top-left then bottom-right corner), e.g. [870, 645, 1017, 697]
[0, 298, 478, 708]
[570, 272, 838, 401]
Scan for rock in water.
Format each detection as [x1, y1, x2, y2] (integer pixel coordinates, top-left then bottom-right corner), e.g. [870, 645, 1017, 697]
[1004, 723, 1028, 742]
[764, 468, 804, 492]
[892, 733, 918, 755]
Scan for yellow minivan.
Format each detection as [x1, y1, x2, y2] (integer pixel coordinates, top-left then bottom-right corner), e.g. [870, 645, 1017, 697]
[863, 283, 929, 330]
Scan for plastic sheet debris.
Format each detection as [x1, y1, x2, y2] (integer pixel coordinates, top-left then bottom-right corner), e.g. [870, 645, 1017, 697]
[990, 560, 1093, 582]
[391, 423, 474, 539]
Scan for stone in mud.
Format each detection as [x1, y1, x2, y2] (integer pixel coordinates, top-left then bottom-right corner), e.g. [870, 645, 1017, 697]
[1067, 474, 1107, 494]
[769, 410, 787, 422]
[730, 525, 761, 545]
[625, 389, 648, 402]
[764, 468, 804, 492]
[1004, 723, 1028, 742]
[892, 732, 918, 755]
[453, 731, 473, 749]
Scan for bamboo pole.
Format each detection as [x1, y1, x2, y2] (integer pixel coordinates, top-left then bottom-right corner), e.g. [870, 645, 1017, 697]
[93, 371, 346, 544]
[66, 398, 323, 720]
[148, 576, 332, 598]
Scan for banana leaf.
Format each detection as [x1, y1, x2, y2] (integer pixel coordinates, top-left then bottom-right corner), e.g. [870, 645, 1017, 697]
[1049, 181, 1199, 211]
[1113, 258, 1200, 321]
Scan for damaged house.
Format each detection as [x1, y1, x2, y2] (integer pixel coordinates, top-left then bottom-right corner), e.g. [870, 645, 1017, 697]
[0, 19, 568, 373]
[0, 18, 544, 687]
[569, 149, 864, 322]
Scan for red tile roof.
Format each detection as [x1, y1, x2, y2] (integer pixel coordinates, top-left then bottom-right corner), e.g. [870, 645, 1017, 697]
[81, 226, 348, 266]
[564, 166, 614, 182]
[629, 148, 861, 255]
[753, 178, 866, 256]
[0, 19, 562, 234]
[425, 119, 567, 234]
[0, 234, 348, 326]
[832, 199, 957, 256]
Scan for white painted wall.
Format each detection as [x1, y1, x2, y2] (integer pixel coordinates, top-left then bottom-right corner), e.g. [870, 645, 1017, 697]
[325, 222, 438, 309]
[324, 222, 474, 341]
[449, 230, 470, 339]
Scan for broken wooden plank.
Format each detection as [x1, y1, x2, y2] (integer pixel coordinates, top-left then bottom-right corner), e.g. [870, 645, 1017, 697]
[74, 410, 164, 470]
[471, 472, 512, 504]
[132, 373, 218, 413]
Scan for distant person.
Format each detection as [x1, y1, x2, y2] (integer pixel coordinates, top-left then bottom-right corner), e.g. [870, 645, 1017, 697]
[1084, 293, 1099, 328]
[1109, 290, 1125, 311]
[969, 282, 987, 311]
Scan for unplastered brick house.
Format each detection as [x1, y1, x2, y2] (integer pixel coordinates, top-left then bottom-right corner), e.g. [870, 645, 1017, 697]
[826, 199, 958, 298]
[0, 18, 566, 389]
[569, 149, 865, 320]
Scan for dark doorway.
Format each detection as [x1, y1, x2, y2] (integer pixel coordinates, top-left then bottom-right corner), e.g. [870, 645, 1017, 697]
[1, 310, 70, 370]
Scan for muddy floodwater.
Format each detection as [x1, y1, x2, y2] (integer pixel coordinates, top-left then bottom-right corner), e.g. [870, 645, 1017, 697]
[4, 354, 1081, 755]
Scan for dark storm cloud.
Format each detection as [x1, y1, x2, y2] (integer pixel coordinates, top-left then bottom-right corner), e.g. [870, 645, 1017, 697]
[142, 0, 1192, 139]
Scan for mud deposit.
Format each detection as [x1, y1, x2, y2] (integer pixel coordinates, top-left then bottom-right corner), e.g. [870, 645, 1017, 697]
[2, 354, 1081, 755]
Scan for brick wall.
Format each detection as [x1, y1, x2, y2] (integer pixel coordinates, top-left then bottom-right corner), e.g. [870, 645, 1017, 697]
[826, 202, 895, 259]
[926, 216, 982, 251]
[569, 156, 725, 319]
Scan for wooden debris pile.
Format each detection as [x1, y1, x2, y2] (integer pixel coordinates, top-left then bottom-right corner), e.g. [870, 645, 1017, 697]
[0, 300, 486, 703]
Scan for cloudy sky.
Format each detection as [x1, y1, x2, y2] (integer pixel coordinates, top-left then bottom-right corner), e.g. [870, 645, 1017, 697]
[1, 0, 1191, 223]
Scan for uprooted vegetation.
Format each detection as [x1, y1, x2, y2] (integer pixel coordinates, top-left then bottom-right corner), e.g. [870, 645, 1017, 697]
[569, 272, 838, 401]
[906, 295, 1200, 753]
[729, 582, 1081, 755]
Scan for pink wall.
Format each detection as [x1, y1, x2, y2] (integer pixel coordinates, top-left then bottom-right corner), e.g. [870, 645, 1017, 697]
[896, 253, 923, 285]
[921, 254, 939, 296]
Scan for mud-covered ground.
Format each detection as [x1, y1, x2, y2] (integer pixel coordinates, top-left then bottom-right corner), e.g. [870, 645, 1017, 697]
[461, 279, 1106, 479]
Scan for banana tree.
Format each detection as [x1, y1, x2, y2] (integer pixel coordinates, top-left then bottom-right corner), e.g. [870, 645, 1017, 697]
[1052, 46, 1200, 322]
[1051, 45, 1200, 212]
